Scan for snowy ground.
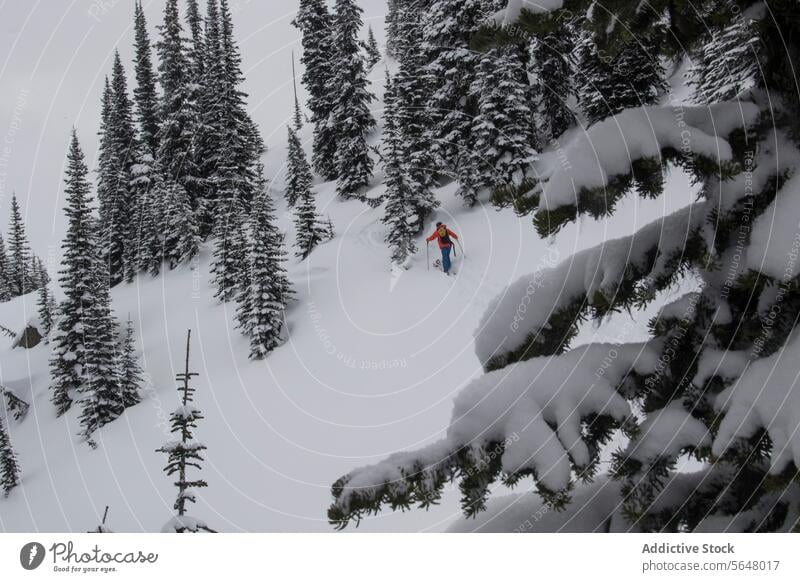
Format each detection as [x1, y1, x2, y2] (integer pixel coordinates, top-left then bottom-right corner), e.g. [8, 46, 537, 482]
[0, 156, 698, 531]
[0, 1, 701, 532]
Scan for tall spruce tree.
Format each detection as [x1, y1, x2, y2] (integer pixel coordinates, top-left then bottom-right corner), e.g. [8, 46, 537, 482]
[530, 22, 576, 144]
[195, 0, 223, 237]
[210, 191, 248, 302]
[50, 131, 96, 416]
[330, 0, 376, 201]
[0, 234, 11, 301]
[421, 0, 493, 176]
[157, 330, 214, 533]
[292, 168, 330, 260]
[689, 0, 761, 103]
[199, 0, 263, 237]
[102, 52, 138, 286]
[292, 0, 338, 180]
[236, 193, 292, 359]
[119, 317, 143, 410]
[393, 2, 438, 222]
[365, 25, 381, 68]
[576, 30, 666, 125]
[385, 0, 400, 59]
[133, 1, 160, 156]
[37, 283, 56, 341]
[471, 44, 538, 197]
[162, 177, 200, 269]
[156, 0, 202, 205]
[328, 0, 800, 534]
[381, 72, 418, 267]
[284, 123, 312, 208]
[0, 416, 20, 496]
[130, 151, 163, 277]
[78, 254, 123, 447]
[6, 194, 32, 296]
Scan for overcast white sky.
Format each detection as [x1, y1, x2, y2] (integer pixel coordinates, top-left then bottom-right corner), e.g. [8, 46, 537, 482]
[0, 0, 386, 259]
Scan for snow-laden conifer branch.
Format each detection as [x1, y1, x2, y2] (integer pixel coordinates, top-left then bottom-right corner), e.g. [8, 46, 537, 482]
[329, 342, 659, 528]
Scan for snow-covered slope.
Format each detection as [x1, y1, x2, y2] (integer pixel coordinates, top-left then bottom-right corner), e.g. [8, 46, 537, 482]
[0, 154, 699, 531]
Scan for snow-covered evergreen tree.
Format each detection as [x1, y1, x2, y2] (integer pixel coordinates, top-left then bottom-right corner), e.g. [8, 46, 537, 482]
[471, 44, 537, 198]
[157, 330, 214, 533]
[293, 180, 330, 261]
[576, 30, 666, 125]
[292, 93, 304, 131]
[292, 0, 338, 180]
[329, 0, 800, 534]
[118, 317, 143, 410]
[78, 256, 123, 447]
[392, 2, 438, 222]
[529, 22, 575, 144]
[236, 193, 292, 359]
[284, 123, 311, 208]
[133, 0, 160, 156]
[365, 25, 381, 68]
[50, 131, 96, 416]
[0, 417, 20, 496]
[162, 177, 199, 269]
[689, 0, 760, 104]
[37, 283, 56, 342]
[385, 0, 401, 59]
[156, 0, 202, 206]
[330, 0, 376, 201]
[381, 72, 418, 267]
[197, 0, 262, 235]
[130, 152, 164, 277]
[0, 234, 11, 301]
[6, 194, 32, 296]
[102, 52, 138, 286]
[210, 191, 248, 302]
[421, 0, 492, 177]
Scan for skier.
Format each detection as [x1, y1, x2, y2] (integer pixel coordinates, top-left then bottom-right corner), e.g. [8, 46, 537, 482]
[426, 222, 459, 275]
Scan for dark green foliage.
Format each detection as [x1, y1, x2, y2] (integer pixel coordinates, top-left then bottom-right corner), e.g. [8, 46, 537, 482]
[6, 194, 33, 295]
[381, 71, 419, 266]
[331, 0, 376, 201]
[392, 3, 438, 223]
[50, 131, 96, 416]
[0, 417, 20, 496]
[530, 22, 576, 143]
[292, 0, 338, 180]
[365, 25, 381, 68]
[236, 193, 293, 359]
[133, 1, 160, 155]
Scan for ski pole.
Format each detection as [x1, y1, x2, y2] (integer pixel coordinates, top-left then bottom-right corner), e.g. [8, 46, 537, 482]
[426, 242, 429, 271]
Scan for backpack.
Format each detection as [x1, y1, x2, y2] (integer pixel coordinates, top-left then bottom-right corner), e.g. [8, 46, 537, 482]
[437, 226, 452, 245]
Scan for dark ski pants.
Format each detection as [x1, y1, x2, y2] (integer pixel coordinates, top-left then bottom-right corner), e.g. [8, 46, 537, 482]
[441, 245, 452, 273]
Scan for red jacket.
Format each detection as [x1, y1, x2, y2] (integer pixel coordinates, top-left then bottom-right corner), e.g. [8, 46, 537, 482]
[426, 225, 458, 249]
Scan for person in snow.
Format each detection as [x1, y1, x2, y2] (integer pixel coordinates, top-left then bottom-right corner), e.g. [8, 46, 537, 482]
[426, 222, 459, 274]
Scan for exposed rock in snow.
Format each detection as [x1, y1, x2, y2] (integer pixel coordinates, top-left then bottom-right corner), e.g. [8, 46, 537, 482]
[12, 325, 42, 349]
